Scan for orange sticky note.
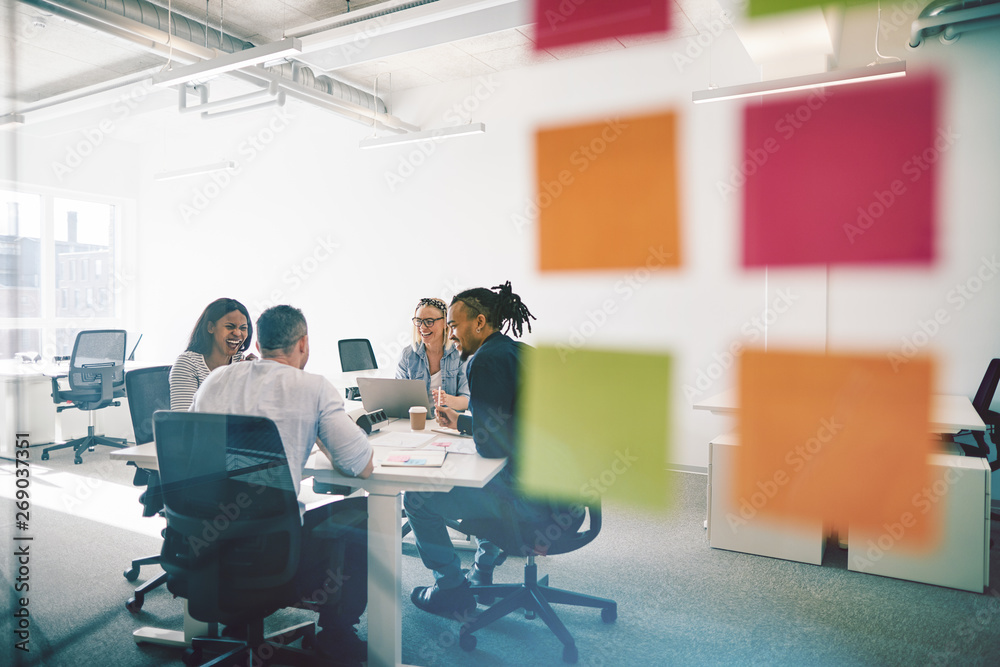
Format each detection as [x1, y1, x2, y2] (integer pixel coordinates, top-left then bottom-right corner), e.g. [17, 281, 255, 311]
[537, 111, 682, 272]
[735, 349, 938, 549]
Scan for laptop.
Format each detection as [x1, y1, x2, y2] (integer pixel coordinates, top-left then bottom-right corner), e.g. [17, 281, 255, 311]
[357, 377, 433, 419]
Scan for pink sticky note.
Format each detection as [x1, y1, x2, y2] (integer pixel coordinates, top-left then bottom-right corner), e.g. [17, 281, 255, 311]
[387, 454, 410, 462]
[534, 0, 670, 51]
[742, 75, 941, 267]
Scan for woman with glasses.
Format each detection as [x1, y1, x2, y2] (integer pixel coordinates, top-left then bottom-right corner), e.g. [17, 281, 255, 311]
[395, 297, 469, 411]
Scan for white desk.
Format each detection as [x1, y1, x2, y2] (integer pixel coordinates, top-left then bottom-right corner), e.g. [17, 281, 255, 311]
[305, 419, 506, 667]
[694, 390, 990, 592]
[112, 420, 507, 666]
[693, 388, 986, 433]
[2, 360, 146, 456]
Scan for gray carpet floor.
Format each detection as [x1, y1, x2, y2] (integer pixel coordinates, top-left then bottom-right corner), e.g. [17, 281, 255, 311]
[2, 448, 998, 666]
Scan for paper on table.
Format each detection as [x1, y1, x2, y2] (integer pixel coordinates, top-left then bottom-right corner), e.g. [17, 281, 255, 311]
[428, 439, 477, 455]
[370, 432, 437, 449]
[380, 449, 446, 467]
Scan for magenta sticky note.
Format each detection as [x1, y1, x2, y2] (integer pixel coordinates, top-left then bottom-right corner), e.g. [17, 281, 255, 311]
[534, 0, 670, 51]
[742, 75, 941, 267]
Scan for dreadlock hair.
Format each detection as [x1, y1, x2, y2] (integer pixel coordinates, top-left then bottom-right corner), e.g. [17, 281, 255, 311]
[451, 281, 536, 338]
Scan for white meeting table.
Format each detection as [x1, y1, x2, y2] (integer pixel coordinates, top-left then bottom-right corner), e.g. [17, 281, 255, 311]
[113, 419, 506, 667]
[304, 418, 506, 667]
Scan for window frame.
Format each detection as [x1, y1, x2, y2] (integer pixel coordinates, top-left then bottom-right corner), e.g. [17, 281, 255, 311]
[0, 182, 135, 360]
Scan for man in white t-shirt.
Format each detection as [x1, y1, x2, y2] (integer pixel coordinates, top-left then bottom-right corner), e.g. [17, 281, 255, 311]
[191, 305, 373, 665]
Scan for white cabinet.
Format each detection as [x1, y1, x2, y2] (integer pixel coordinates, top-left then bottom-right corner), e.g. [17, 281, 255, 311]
[847, 453, 990, 593]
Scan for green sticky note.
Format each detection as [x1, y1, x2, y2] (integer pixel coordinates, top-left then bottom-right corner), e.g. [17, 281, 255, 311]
[748, 0, 872, 18]
[518, 346, 672, 511]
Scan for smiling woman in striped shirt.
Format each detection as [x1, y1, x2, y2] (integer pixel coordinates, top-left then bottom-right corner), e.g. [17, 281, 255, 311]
[169, 297, 255, 410]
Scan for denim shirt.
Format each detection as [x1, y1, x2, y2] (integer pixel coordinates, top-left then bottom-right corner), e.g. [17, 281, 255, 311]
[395, 342, 470, 402]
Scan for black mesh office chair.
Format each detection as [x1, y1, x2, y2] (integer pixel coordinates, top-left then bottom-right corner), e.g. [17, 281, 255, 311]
[41, 329, 128, 464]
[457, 500, 617, 664]
[338, 338, 377, 402]
[122, 365, 171, 613]
[946, 359, 1000, 539]
[338, 338, 377, 373]
[154, 411, 316, 667]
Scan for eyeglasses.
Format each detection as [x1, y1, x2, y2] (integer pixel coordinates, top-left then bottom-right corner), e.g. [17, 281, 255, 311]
[412, 317, 444, 328]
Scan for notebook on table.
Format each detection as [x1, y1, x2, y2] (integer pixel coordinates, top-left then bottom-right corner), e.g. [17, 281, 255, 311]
[380, 449, 446, 467]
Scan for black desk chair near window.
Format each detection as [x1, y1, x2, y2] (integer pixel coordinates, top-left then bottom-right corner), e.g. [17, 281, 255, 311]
[456, 499, 617, 664]
[41, 329, 128, 464]
[122, 365, 171, 613]
[154, 411, 316, 667]
[946, 359, 1000, 536]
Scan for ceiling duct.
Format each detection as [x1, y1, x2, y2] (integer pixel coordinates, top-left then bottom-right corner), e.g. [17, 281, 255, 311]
[909, 0, 1000, 46]
[20, 0, 389, 118]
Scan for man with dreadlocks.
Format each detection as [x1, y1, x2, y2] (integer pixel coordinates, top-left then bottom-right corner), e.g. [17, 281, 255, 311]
[405, 282, 546, 617]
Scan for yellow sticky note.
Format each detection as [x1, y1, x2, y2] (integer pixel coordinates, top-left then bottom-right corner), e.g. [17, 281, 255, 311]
[519, 346, 672, 511]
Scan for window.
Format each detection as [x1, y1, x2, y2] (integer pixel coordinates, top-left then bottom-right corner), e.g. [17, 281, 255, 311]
[1, 188, 129, 360]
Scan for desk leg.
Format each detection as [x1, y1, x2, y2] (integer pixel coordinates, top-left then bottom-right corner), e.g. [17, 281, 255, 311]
[369, 490, 403, 667]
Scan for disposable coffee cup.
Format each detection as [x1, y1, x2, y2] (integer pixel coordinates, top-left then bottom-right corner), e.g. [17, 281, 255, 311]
[409, 406, 427, 430]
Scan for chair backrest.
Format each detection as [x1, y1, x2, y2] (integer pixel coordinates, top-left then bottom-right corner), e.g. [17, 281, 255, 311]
[972, 359, 1000, 421]
[338, 338, 377, 372]
[124, 365, 171, 445]
[460, 499, 601, 560]
[67, 329, 127, 406]
[153, 411, 301, 624]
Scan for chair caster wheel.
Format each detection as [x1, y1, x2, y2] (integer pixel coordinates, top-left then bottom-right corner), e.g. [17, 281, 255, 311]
[562, 643, 578, 663]
[459, 631, 476, 652]
[41, 452, 49, 461]
[601, 606, 617, 623]
[525, 610, 536, 620]
[126, 597, 142, 613]
[74, 458, 83, 464]
[124, 567, 139, 582]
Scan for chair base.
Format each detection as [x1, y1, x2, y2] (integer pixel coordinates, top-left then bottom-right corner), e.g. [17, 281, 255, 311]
[41, 425, 127, 464]
[125, 569, 167, 614]
[464, 561, 616, 664]
[185, 620, 315, 667]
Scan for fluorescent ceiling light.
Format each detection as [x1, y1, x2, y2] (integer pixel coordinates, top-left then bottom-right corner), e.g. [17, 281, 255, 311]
[692, 61, 906, 104]
[359, 122, 486, 149]
[152, 38, 302, 88]
[153, 160, 236, 181]
[0, 114, 25, 129]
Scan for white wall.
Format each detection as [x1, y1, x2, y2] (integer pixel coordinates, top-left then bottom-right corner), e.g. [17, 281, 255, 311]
[8, 20, 1000, 473]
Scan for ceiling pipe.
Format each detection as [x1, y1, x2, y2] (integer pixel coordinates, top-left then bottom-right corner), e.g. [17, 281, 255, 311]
[909, 0, 1000, 46]
[18, 0, 403, 127]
